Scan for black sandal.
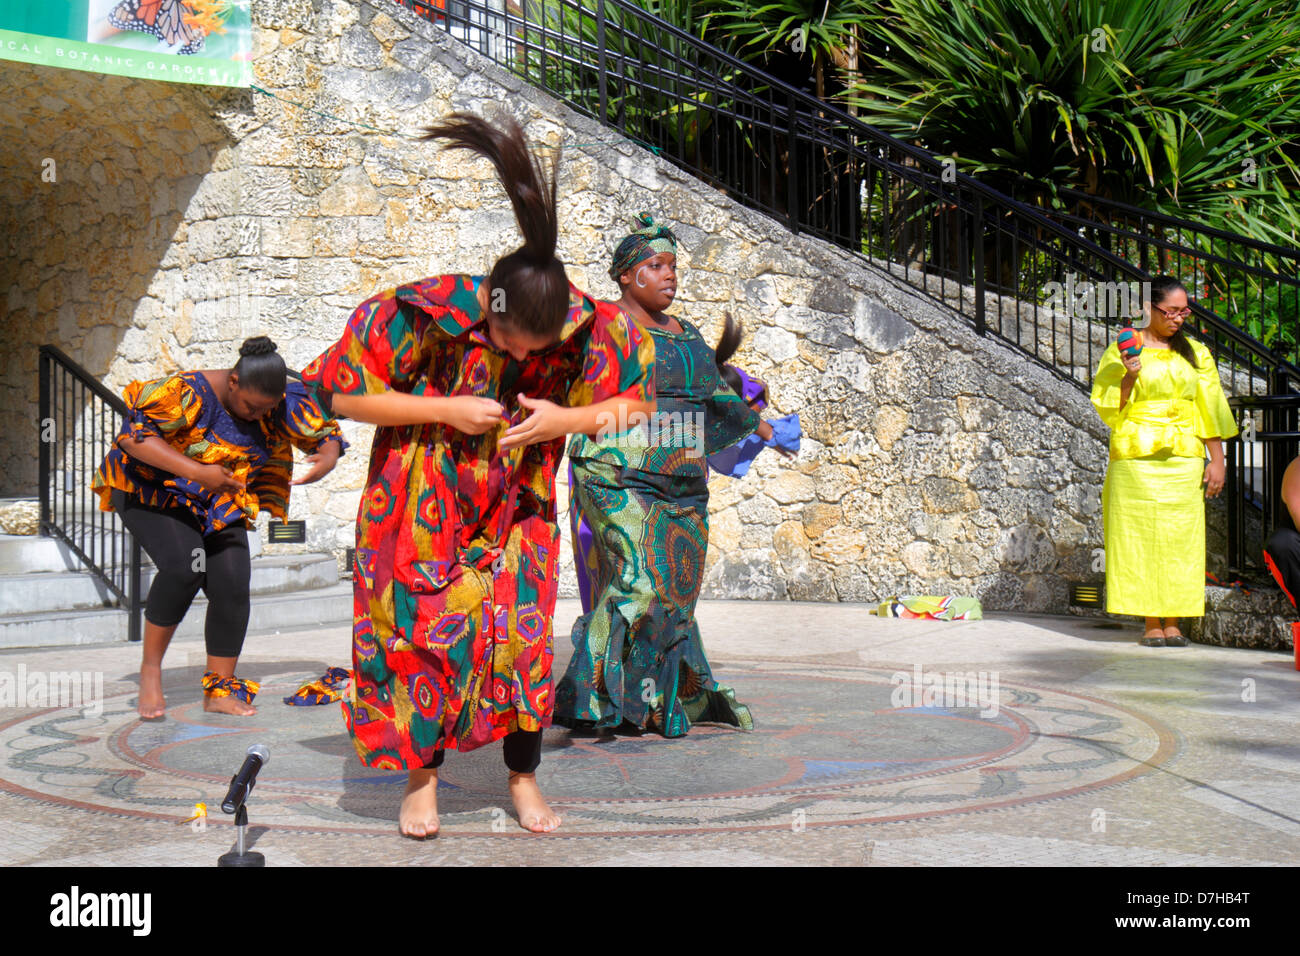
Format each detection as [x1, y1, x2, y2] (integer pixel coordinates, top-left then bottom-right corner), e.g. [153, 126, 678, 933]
[1139, 635, 1166, 647]
[1163, 631, 1188, 647]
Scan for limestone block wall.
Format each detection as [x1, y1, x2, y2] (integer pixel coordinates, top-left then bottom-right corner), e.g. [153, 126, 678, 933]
[0, 0, 1207, 611]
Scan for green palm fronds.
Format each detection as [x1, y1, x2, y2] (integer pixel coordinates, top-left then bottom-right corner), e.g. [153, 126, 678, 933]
[842, 0, 1300, 245]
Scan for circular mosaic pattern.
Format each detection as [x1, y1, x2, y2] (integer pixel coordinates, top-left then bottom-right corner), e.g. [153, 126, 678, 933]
[0, 660, 1175, 837]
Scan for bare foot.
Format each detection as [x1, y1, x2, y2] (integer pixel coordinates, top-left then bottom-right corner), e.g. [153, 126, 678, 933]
[509, 772, 561, 833]
[399, 769, 439, 838]
[138, 663, 166, 719]
[202, 694, 257, 716]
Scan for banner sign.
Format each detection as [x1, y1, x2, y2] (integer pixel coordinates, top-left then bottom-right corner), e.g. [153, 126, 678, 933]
[0, 1, 251, 87]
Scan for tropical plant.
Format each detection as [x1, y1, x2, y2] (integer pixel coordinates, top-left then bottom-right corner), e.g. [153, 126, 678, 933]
[512, 0, 720, 155]
[697, 0, 870, 101]
[843, 0, 1300, 246]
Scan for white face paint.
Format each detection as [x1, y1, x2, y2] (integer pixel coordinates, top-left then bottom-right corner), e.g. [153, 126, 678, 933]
[634, 263, 651, 288]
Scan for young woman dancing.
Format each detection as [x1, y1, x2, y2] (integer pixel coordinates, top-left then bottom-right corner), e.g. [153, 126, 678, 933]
[92, 337, 344, 718]
[301, 114, 655, 837]
[556, 213, 792, 738]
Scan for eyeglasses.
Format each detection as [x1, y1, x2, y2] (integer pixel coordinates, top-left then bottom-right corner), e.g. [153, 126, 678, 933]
[1152, 304, 1192, 318]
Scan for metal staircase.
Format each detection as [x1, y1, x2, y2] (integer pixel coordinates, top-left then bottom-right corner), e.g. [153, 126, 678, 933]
[392, 0, 1300, 580]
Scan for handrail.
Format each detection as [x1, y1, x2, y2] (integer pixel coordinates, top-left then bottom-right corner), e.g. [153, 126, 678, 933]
[38, 345, 143, 642]
[403, 0, 1300, 396]
[1032, 209, 1300, 286]
[1005, 178, 1300, 367]
[1052, 184, 1300, 260]
[40, 344, 131, 412]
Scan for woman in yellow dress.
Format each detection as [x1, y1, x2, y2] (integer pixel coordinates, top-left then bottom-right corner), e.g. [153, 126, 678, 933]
[1090, 276, 1238, 646]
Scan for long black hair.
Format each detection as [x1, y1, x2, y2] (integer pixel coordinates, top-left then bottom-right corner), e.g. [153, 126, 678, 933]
[423, 113, 569, 338]
[715, 313, 747, 396]
[233, 336, 286, 395]
[1148, 275, 1198, 369]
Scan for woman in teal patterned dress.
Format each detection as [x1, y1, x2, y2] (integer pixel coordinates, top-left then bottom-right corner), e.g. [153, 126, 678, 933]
[555, 215, 787, 736]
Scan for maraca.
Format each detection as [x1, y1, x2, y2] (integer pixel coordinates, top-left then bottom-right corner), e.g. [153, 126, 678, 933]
[1117, 327, 1143, 358]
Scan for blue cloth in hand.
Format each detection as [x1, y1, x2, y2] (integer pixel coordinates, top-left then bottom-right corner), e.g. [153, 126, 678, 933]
[706, 413, 801, 478]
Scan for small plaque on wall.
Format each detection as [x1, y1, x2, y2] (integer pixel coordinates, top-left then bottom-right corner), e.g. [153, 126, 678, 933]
[1068, 583, 1104, 608]
[268, 521, 307, 544]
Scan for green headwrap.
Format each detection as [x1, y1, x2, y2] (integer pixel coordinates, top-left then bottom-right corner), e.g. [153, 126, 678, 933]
[609, 212, 679, 280]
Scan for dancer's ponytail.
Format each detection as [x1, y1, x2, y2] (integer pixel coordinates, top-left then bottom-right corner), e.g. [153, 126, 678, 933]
[424, 113, 569, 337]
[715, 313, 745, 396]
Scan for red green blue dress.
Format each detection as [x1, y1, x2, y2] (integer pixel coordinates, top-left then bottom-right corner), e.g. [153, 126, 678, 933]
[301, 274, 655, 770]
[556, 317, 759, 736]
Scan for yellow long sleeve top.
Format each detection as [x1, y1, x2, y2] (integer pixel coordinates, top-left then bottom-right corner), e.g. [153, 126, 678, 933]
[1089, 338, 1238, 460]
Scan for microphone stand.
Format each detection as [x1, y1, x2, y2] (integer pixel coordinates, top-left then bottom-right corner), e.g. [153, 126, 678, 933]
[218, 780, 266, 868]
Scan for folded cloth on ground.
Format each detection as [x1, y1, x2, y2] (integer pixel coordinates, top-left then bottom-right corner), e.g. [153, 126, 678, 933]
[876, 595, 983, 621]
[283, 666, 352, 705]
[1206, 571, 1251, 594]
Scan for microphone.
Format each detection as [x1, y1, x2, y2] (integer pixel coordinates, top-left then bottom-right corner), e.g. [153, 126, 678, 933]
[1117, 327, 1143, 358]
[221, 744, 270, 814]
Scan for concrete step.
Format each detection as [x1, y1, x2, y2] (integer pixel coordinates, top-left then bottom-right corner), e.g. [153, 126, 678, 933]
[0, 582, 354, 649]
[0, 553, 339, 616]
[0, 535, 84, 573]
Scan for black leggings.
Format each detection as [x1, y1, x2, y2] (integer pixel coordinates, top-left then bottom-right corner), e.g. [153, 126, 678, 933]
[1265, 527, 1300, 610]
[426, 729, 542, 774]
[112, 490, 251, 658]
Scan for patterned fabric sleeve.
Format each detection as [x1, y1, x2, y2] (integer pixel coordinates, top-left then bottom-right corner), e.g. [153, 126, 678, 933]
[1090, 343, 1132, 430]
[247, 382, 349, 522]
[566, 305, 656, 407]
[120, 375, 204, 446]
[301, 289, 425, 397]
[1190, 340, 1240, 441]
[280, 381, 348, 455]
[702, 365, 761, 455]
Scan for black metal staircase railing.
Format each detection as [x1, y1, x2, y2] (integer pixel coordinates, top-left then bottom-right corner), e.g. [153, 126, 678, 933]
[1006, 180, 1300, 370]
[38, 345, 143, 642]
[394, 0, 1300, 579]
[1226, 394, 1300, 579]
[397, 0, 1300, 400]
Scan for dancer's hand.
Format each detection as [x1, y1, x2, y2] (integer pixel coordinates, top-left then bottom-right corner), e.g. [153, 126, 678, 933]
[500, 394, 572, 450]
[193, 463, 245, 496]
[1121, 352, 1141, 380]
[441, 396, 506, 435]
[757, 419, 796, 459]
[1204, 459, 1225, 498]
[291, 440, 342, 485]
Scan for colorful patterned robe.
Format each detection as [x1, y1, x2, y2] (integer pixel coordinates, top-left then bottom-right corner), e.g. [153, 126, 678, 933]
[92, 372, 345, 534]
[557, 318, 759, 736]
[301, 274, 655, 769]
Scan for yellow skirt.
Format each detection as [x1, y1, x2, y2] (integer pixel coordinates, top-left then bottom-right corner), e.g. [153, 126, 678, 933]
[1102, 452, 1206, 618]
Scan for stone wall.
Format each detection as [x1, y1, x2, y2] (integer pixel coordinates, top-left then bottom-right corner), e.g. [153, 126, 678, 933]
[1, 0, 1207, 611]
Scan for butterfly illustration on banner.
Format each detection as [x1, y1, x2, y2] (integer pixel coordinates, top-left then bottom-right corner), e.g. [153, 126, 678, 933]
[108, 0, 208, 55]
